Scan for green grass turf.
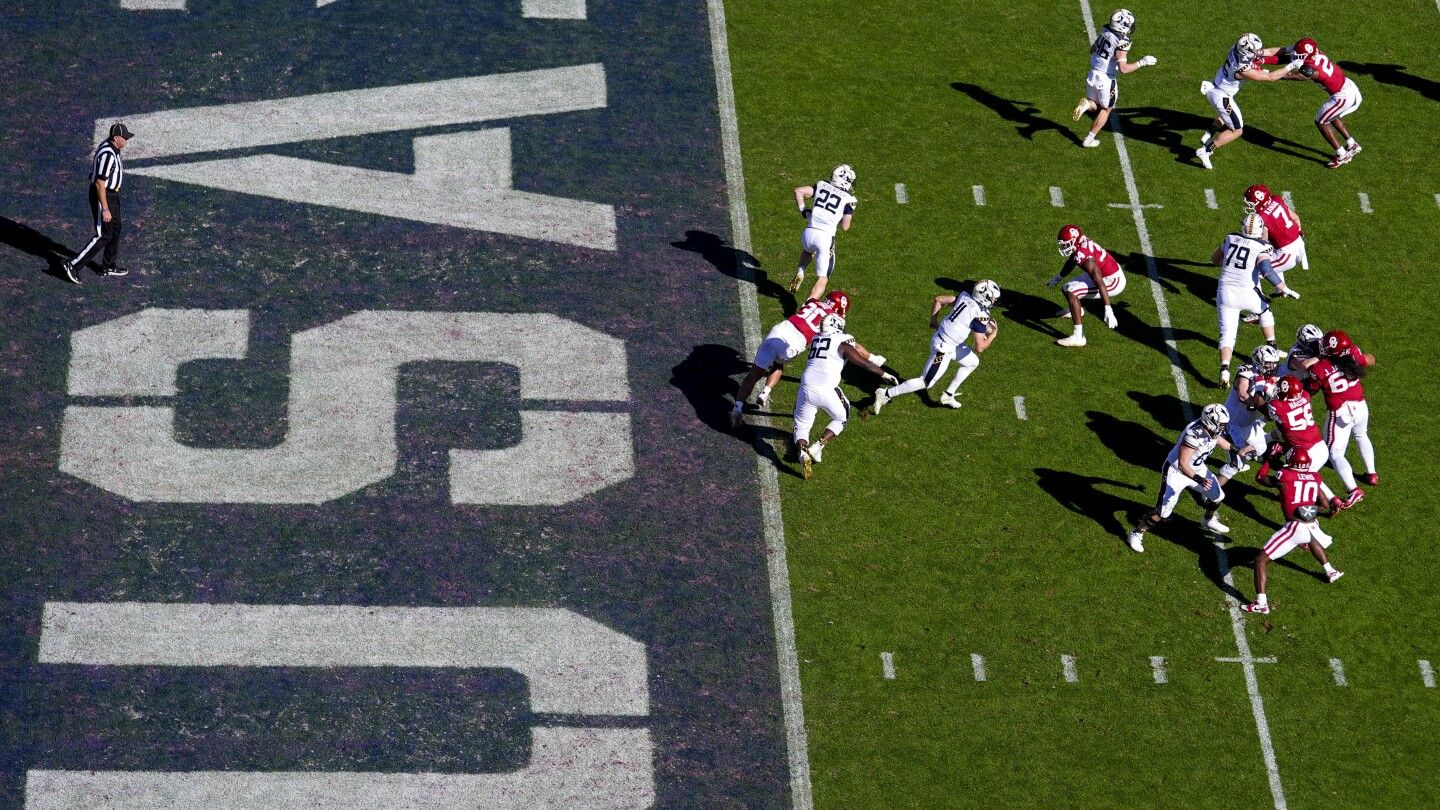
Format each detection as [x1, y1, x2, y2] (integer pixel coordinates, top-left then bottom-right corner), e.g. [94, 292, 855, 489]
[725, 0, 1440, 805]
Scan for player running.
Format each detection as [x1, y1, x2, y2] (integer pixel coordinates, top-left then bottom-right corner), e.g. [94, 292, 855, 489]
[1216, 345, 1282, 488]
[1211, 213, 1300, 387]
[873, 280, 1000, 413]
[790, 165, 858, 303]
[1240, 446, 1345, 615]
[1282, 38, 1363, 168]
[731, 290, 855, 427]
[1243, 184, 1307, 273]
[1196, 34, 1306, 169]
[1309, 329, 1378, 504]
[1049, 225, 1124, 347]
[793, 314, 897, 479]
[1126, 403, 1250, 552]
[1071, 9, 1158, 149]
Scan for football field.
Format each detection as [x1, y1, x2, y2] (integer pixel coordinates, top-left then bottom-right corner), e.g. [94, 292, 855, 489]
[1, 0, 1438, 808]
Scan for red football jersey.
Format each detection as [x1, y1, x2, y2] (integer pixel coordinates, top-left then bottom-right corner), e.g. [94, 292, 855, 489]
[785, 298, 839, 341]
[1255, 197, 1302, 247]
[1278, 467, 1325, 521]
[1074, 236, 1121, 278]
[1267, 394, 1322, 449]
[1310, 345, 1367, 409]
[1304, 50, 1346, 95]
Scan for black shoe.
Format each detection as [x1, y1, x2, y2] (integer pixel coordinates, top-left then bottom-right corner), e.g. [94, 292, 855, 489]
[62, 262, 80, 284]
[102, 266, 130, 277]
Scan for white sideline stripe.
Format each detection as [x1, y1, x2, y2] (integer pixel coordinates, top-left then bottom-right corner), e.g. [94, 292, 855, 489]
[706, 2, 812, 807]
[1050, 186, 1065, 207]
[972, 184, 986, 206]
[1282, 190, 1297, 212]
[881, 652, 896, 680]
[895, 183, 909, 204]
[1422, 660, 1436, 688]
[971, 653, 987, 682]
[1357, 192, 1373, 214]
[1013, 395, 1028, 420]
[1205, 188, 1218, 210]
[1329, 658, 1347, 686]
[1434, 194, 1440, 209]
[521, 0, 587, 19]
[120, 0, 185, 7]
[1061, 654, 1078, 683]
[1078, 1, 1284, 806]
[1150, 656, 1168, 684]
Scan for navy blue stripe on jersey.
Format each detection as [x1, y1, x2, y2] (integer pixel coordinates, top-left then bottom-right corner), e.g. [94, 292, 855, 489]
[92, 141, 122, 192]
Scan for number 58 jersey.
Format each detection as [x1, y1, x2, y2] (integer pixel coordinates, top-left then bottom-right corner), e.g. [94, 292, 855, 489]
[804, 179, 857, 239]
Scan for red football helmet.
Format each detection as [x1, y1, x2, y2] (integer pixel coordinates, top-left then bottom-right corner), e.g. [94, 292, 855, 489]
[1284, 445, 1311, 470]
[1294, 38, 1319, 58]
[1275, 374, 1304, 400]
[1243, 184, 1271, 212]
[1323, 329, 1353, 357]
[825, 289, 850, 316]
[1057, 224, 1082, 257]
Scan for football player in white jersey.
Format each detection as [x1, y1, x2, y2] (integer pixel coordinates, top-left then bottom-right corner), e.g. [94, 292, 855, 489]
[1216, 345, 1282, 488]
[790, 164, 858, 303]
[793, 314, 897, 479]
[1071, 9, 1158, 148]
[1195, 34, 1306, 169]
[1286, 323, 1324, 379]
[1210, 213, 1300, 387]
[1126, 403, 1254, 552]
[872, 280, 999, 413]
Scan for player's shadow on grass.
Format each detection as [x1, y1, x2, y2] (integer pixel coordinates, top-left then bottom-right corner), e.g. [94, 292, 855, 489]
[1111, 303, 1216, 386]
[948, 82, 1081, 144]
[1149, 254, 1216, 304]
[670, 343, 803, 478]
[0, 216, 80, 283]
[673, 229, 794, 312]
[1338, 62, 1440, 103]
[1086, 410, 1170, 470]
[1115, 107, 1330, 165]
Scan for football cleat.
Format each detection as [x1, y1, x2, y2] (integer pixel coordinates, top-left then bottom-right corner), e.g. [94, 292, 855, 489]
[1240, 601, 1270, 615]
[729, 405, 744, 429]
[1360, 472, 1379, 486]
[1200, 514, 1230, 535]
[1081, 135, 1101, 148]
[1328, 496, 1344, 515]
[1326, 569, 1345, 584]
[806, 441, 825, 464]
[1342, 488, 1365, 508]
[1219, 368, 1231, 388]
[62, 261, 80, 285]
[102, 266, 129, 277]
[939, 392, 962, 409]
[1196, 147, 1213, 170]
[1072, 98, 1090, 121]
[1241, 313, 1261, 325]
[799, 448, 813, 480]
[1346, 143, 1362, 159]
[756, 388, 772, 410]
[1325, 151, 1353, 169]
[788, 272, 804, 293]
[872, 387, 891, 414]
[1125, 531, 1145, 553]
[1055, 334, 1088, 348]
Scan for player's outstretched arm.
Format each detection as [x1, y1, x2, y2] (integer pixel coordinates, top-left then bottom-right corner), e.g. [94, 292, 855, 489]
[929, 294, 956, 328]
[840, 342, 897, 385]
[794, 185, 814, 215]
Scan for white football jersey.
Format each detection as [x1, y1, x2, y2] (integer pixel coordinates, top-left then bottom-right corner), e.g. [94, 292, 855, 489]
[1223, 365, 1267, 427]
[934, 292, 990, 346]
[1212, 48, 1258, 95]
[805, 179, 857, 239]
[800, 332, 855, 389]
[1216, 233, 1271, 291]
[1166, 419, 1221, 467]
[1089, 27, 1133, 78]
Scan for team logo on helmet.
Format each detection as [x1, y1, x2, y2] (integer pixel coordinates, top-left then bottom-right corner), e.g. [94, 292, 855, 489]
[819, 313, 847, 335]
[1323, 329, 1353, 357]
[830, 164, 856, 192]
[1108, 8, 1135, 35]
[1057, 224, 1083, 257]
[1243, 184, 1271, 212]
[1296, 323, 1323, 346]
[1285, 445, 1312, 470]
[1294, 38, 1319, 57]
[1199, 402, 1230, 435]
[1235, 33, 1262, 62]
[825, 289, 850, 316]
[1241, 213, 1266, 240]
[973, 279, 1001, 309]
[1251, 344, 1282, 375]
[1275, 374, 1303, 400]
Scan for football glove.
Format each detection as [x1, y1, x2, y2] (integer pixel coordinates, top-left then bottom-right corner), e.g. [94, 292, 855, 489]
[880, 372, 899, 386]
[1281, 288, 1301, 299]
[1045, 273, 1064, 288]
[1200, 80, 1215, 95]
[1103, 305, 1118, 329]
[1286, 58, 1307, 72]
[1137, 55, 1157, 67]
[868, 354, 887, 367]
[799, 207, 810, 219]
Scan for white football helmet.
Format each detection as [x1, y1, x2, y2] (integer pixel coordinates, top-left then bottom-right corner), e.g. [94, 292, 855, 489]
[1109, 9, 1135, 35]
[973, 279, 1001, 309]
[830, 164, 856, 192]
[819, 313, 847, 335]
[1235, 33, 1262, 63]
[1250, 344, 1282, 374]
[1199, 402, 1230, 435]
[1241, 213, 1266, 240]
[1296, 323, 1323, 346]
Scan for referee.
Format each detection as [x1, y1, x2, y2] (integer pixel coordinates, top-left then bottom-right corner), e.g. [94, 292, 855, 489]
[62, 122, 133, 284]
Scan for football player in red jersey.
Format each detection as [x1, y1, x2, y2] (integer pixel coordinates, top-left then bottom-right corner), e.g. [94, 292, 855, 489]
[1048, 225, 1124, 347]
[1308, 329, 1378, 502]
[1255, 375, 1341, 510]
[1243, 184, 1307, 272]
[1280, 38, 1363, 168]
[731, 291, 861, 427]
[1240, 446, 1344, 615]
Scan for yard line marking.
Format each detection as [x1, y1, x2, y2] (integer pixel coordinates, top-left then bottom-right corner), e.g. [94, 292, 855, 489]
[1329, 658, 1347, 686]
[895, 183, 909, 204]
[1205, 188, 1218, 209]
[1061, 654, 1079, 683]
[1050, 186, 1065, 207]
[1216, 656, 1278, 664]
[972, 184, 986, 206]
[706, 2, 812, 806]
[1013, 395, 1028, 420]
[1109, 202, 1162, 209]
[1434, 193, 1440, 209]
[1079, 0, 1284, 805]
[1150, 656, 1168, 684]
[1422, 660, 1436, 688]
[881, 652, 897, 680]
[1282, 190, 1297, 212]
[521, 0, 587, 19]
[971, 653, 987, 682]
[1357, 192, 1373, 214]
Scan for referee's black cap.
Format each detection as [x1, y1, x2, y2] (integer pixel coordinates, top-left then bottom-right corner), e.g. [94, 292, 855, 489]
[109, 122, 134, 139]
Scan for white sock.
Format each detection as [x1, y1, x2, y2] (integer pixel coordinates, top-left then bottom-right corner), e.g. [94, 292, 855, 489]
[1346, 137, 1357, 147]
[794, 268, 804, 278]
[760, 386, 771, 399]
[1072, 324, 1084, 337]
[1200, 132, 1212, 145]
[1336, 146, 1347, 156]
[1255, 593, 1268, 607]
[1323, 563, 1337, 574]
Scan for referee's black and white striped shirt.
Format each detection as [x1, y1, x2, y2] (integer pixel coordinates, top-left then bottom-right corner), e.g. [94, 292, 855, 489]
[92, 139, 123, 192]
